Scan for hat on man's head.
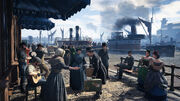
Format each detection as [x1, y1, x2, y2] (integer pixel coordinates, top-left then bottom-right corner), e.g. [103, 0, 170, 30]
[37, 44, 44, 47]
[19, 42, 27, 48]
[128, 51, 132, 54]
[86, 47, 94, 52]
[76, 48, 82, 52]
[102, 42, 107, 47]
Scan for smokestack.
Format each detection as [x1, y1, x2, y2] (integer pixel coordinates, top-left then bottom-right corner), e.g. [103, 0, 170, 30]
[69, 28, 73, 41]
[131, 25, 137, 35]
[75, 26, 79, 41]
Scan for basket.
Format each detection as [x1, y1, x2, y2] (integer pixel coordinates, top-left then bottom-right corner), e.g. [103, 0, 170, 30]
[86, 68, 94, 77]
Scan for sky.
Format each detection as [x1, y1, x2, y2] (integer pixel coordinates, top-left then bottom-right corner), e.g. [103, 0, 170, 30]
[22, 0, 180, 42]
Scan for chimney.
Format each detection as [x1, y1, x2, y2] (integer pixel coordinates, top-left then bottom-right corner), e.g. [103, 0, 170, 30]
[75, 26, 79, 41]
[161, 18, 167, 28]
[131, 25, 137, 35]
[69, 28, 73, 41]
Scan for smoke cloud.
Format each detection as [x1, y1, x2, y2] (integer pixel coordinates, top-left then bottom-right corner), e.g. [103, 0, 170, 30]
[113, 18, 140, 30]
[99, 0, 176, 31]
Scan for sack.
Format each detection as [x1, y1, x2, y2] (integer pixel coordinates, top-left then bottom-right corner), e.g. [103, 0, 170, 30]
[86, 68, 94, 77]
[84, 79, 102, 92]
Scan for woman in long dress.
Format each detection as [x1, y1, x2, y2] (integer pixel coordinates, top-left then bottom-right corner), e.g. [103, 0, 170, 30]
[70, 48, 86, 93]
[42, 48, 79, 101]
[137, 50, 152, 90]
[144, 51, 168, 101]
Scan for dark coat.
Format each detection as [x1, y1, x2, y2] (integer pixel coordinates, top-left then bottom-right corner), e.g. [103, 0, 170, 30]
[70, 53, 86, 90]
[42, 56, 69, 101]
[98, 49, 109, 68]
[64, 49, 71, 66]
[17, 49, 27, 63]
[124, 56, 134, 69]
[90, 53, 107, 84]
[69, 48, 76, 66]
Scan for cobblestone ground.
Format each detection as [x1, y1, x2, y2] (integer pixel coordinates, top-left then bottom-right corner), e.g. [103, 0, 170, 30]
[10, 69, 146, 101]
[10, 52, 180, 101]
[10, 69, 180, 101]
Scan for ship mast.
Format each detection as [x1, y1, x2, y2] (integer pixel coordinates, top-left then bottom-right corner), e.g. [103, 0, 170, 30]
[150, 8, 153, 45]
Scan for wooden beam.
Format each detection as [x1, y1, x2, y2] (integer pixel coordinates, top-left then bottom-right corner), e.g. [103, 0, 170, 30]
[0, 0, 13, 101]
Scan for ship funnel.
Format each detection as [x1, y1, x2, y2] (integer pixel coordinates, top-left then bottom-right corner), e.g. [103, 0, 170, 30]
[131, 25, 137, 35]
[69, 28, 73, 41]
[75, 26, 79, 41]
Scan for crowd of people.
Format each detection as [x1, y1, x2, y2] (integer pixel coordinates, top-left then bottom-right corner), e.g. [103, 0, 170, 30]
[17, 42, 168, 101]
[17, 42, 109, 101]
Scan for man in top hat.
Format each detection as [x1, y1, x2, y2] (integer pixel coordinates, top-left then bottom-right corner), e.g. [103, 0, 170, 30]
[86, 47, 107, 84]
[86, 47, 107, 98]
[98, 42, 109, 79]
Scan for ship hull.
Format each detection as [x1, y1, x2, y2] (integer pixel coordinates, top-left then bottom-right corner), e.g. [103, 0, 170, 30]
[108, 39, 141, 51]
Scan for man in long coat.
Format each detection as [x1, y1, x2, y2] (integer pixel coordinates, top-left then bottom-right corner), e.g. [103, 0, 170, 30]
[86, 47, 107, 98]
[86, 47, 106, 84]
[98, 43, 109, 79]
[17, 42, 27, 93]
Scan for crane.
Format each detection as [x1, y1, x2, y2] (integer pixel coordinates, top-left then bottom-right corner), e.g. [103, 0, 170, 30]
[138, 17, 152, 45]
[60, 28, 64, 40]
[48, 30, 57, 44]
[39, 31, 42, 43]
[100, 32, 104, 43]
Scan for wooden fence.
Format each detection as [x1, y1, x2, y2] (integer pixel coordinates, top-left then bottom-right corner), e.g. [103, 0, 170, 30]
[120, 57, 180, 91]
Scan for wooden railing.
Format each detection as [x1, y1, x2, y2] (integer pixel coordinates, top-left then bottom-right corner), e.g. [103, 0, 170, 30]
[120, 57, 180, 91]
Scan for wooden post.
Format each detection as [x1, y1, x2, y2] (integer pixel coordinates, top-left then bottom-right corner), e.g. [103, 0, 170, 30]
[0, 0, 13, 100]
[0, 80, 9, 101]
[170, 65, 175, 91]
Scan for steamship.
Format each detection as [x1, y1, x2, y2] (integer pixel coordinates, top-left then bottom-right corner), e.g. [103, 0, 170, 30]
[108, 17, 176, 57]
[57, 26, 92, 48]
[108, 25, 145, 52]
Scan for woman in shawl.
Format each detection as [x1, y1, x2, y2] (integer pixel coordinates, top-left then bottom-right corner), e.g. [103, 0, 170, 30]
[42, 48, 79, 101]
[144, 51, 168, 101]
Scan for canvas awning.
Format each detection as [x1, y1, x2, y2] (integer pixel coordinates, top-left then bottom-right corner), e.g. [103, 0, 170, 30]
[18, 16, 54, 30]
[47, 0, 91, 20]
[13, 0, 90, 20]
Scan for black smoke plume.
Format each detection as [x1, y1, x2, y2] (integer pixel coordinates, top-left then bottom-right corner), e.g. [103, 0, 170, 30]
[113, 17, 140, 30]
